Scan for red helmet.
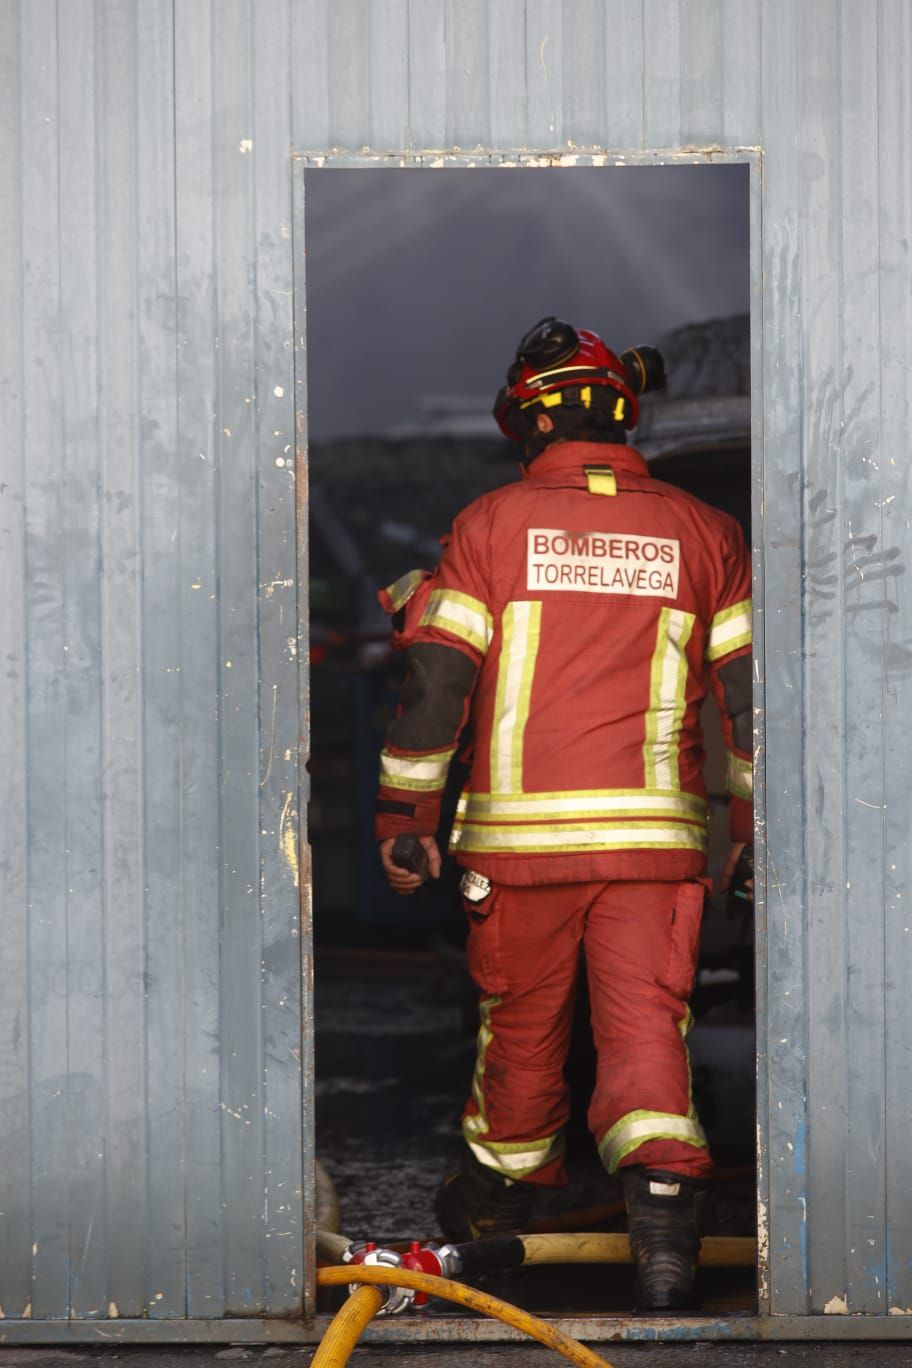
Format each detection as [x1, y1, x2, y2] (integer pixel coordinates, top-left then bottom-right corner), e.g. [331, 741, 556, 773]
[493, 317, 664, 443]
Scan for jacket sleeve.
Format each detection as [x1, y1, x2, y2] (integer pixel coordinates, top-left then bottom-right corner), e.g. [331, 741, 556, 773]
[705, 521, 753, 845]
[375, 510, 493, 843]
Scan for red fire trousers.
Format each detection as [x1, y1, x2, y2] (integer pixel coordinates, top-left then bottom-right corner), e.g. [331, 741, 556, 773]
[461, 878, 713, 1186]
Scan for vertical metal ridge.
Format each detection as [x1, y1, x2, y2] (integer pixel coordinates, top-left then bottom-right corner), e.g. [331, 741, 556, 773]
[525, 0, 563, 149]
[797, 0, 847, 1320]
[487, 0, 525, 151]
[878, 0, 912, 1318]
[837, 0, 887, 1316]
[22, 0, 70, 1319]
[173, 0, 225, 1319]
[367, 0, 409, 152]
[97, 0, 147, 1323]
[445, 0, 491, 149]
[722, 0, 761, 146]
[326, 0, 369, 150]
[211, 0, 267, 1314]
[58, 0, 108, 1319]
[679, 0, 723, 146]
[407, 0, 446, 149]
[291, 0, 330, 152]
[136, 0, 185, 1318]
[250, 0, 304, 1318]
[603, 0, 645, 150]
[642, 0, 681, 147]
[758, 0, 809, 1317]
[559, 0, 605, 149]
[0, 0, 32, 1324]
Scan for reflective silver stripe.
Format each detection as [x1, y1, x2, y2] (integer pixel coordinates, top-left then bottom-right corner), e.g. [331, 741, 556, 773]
[466, 1135, 563, 1179]
[599, 1112, 708, 1173]
[707, 598, 752, 662]
[379, 747, 454, 791]
[420, 589, 493, 654]
[451, 821, 707, 853]
[727, 751, 753, 800]
[458, 789, 706, 822]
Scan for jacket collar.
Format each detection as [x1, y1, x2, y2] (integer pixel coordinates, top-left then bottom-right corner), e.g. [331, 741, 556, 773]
[522, 441, 650, 484]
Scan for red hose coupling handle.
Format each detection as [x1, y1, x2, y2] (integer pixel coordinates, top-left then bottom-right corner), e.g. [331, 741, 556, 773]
[400, 1241, 443, 1307]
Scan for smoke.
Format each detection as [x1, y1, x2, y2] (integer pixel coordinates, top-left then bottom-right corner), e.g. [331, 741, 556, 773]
[304, 164, 750, 439]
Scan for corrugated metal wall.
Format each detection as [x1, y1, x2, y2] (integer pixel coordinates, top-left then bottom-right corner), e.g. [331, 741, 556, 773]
[0, 0, 305, 1326]
[3, 0, 912, 1335]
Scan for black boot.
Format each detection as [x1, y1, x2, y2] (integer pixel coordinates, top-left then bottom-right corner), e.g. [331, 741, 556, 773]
[435, 1148, 536, 1241]
[621, 1166, 709, 1311]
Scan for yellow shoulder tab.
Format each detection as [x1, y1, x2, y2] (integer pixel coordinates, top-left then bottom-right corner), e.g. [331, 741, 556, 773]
[584, 465, 617, 496]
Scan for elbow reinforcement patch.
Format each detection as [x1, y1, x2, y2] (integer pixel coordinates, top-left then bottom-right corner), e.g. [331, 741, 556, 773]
[386, 643, 478, 753]
[717, 654, 752, 754]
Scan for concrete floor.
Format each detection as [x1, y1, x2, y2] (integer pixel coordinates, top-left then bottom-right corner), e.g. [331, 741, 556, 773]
[1, 1343, 912, 1367]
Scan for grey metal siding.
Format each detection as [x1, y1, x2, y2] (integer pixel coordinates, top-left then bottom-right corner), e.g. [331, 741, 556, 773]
[3, 0, 912, 1337]
[1, 0, 303, 1323]
[289, 2, 912, 1316]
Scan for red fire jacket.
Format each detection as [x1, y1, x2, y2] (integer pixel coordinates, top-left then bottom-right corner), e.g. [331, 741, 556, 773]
[376, 442, 752, 885]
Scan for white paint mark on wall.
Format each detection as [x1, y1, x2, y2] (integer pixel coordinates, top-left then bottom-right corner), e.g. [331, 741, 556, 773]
[824, 1294, 848, 1314]
[108, 1302, 119, 1318]
[239, 138, 253, 154]
[274, 385, 284, 398]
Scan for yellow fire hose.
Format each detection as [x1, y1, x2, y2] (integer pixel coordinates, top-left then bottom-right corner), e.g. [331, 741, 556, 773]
[310, 1283, 386, 1368]
[520, 1232, 755, 1266]
[317, 1258, 618, 1368]
[313, 1227, 755, 1365]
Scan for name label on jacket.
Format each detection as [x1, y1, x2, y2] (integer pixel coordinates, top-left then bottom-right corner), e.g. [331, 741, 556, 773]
[526, 529, 680, 597]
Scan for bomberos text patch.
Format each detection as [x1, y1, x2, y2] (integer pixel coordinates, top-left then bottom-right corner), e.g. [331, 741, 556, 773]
[527, 529, 680, 597]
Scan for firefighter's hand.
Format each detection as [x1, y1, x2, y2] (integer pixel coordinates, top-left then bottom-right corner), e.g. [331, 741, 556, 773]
[718, 841, 754, 901]
[379, 836, 441, 895]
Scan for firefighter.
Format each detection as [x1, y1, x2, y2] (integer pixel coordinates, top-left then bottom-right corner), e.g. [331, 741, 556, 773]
[375, 318, 753, 1311]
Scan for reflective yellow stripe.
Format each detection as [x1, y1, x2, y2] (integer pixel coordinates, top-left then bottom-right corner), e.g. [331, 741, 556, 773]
[457, 788, 706, 823]
[379, 747, 454, 792]
[490, 601, 542, 793]
[463, 993, 499, 1137]
[707, 598, 752, 662]
[643, 607, 695, 790]
[598, 1110, 708, 1174]
[463, 995, 564, 1179]
[727, 750, 753, 800]
[420, 589, 493, 654]
[451, 821, 707, 854]
[383, 568, 425, 613]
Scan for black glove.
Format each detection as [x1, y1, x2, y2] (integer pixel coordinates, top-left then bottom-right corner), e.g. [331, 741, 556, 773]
[391, 834, 430, 881]
[726, 843, 754, 918]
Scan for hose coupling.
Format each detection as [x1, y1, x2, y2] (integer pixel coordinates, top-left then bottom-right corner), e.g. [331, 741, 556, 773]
[343, 1241, 411, 1315]
[432, 1242, 465, 1280]
[396, 1240, 463, 1307]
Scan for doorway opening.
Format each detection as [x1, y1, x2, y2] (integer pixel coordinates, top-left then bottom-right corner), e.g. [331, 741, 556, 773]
[300, 158, 757, 1325]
